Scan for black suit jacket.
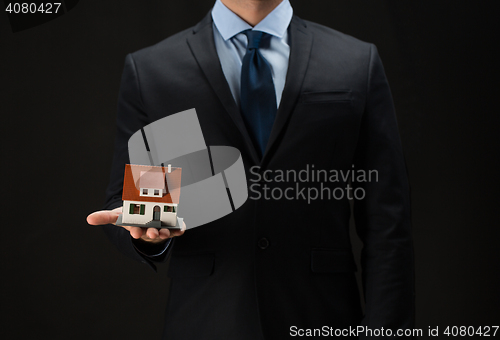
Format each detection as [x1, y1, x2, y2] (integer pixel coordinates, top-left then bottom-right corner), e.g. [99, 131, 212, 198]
[103, 13, 414, 340]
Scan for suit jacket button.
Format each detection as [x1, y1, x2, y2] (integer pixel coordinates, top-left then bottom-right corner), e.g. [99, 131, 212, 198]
[258, 238, 269, 249]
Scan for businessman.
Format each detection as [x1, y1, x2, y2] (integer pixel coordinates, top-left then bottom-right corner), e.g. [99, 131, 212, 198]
[87, 0, 414, 338]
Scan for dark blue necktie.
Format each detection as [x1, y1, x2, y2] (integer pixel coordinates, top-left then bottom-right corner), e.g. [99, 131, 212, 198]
[240, 30, 277, 158]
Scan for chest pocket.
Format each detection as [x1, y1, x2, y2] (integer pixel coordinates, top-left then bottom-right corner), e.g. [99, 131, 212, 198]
[276, 89, 358, 166]
[300, 90, 352, 104]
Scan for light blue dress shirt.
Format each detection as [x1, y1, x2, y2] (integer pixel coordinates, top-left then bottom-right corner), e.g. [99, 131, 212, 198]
[212, 0, 293, 107]
[136, 1, 293, 258]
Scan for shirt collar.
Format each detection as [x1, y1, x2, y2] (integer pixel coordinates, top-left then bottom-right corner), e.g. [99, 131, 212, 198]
[211, 0, 293, 41]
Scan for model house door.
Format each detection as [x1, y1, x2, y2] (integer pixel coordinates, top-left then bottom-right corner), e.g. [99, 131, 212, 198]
[153, 206, 160, 221]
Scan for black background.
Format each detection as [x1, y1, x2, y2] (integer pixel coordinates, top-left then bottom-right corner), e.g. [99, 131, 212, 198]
[1, 1, 498, 339]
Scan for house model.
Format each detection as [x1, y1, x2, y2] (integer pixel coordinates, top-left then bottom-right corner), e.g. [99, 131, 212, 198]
[116, 163, 182, 229]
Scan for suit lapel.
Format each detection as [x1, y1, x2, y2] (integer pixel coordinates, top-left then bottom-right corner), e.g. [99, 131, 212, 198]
[261, 16, 314, 165]
[186, 13, 261, 165]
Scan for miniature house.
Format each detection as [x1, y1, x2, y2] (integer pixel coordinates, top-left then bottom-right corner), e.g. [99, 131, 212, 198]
[121, 164, 182, 227]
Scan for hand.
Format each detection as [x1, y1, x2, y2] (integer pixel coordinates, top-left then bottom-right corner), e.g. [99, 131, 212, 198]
[86, 206, 185, 244]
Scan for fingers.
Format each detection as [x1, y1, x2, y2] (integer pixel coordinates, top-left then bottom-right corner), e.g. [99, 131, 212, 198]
[87, 209, 121, 226]
[129, 226, 144, 239]
[159, 228, 171, 239]
[129, 227, 165, 242]
[146, 228, 160, 239]
[132, 227, 172, 243]
[137, 227, 185, 243]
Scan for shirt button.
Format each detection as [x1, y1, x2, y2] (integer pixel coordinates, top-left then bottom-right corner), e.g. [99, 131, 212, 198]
[258, 238, 269, 249]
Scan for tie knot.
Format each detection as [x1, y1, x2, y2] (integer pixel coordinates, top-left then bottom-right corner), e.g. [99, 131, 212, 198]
[244, 30, 265, 50]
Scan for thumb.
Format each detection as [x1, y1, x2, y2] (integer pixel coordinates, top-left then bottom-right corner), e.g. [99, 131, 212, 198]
[87, 208, 121, 226]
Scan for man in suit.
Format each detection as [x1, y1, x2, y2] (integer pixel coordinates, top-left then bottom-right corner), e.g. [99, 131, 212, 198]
[87, 0, 414, 338]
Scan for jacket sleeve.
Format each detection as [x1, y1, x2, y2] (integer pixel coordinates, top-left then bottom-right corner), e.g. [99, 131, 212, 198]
[352, 44, 415, 337]
[102, 53, 173, 272]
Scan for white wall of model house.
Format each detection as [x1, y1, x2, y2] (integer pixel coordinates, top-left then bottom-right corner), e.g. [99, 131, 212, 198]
[122, 200, 178, 226]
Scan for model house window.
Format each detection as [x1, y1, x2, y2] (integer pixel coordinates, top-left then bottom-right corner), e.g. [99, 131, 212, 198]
[172, 206, 176, 213]
[130, 204, 139, 214]
[130, 204, 145, 215]
[140, 187, 163, 197]
[164, 206, 172, 213]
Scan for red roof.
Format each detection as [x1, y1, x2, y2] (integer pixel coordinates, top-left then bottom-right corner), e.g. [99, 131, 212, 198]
[139, 170, 166, 190]
[122, 164, 182, 203]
